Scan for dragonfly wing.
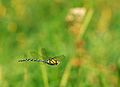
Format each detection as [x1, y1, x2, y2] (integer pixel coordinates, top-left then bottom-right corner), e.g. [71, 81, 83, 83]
[30, 51, 39, 58]
[41, 48, 49, 59]
[53, 55, 65, 61]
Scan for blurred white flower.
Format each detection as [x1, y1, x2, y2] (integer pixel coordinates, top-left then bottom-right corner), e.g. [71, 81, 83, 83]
[66, 7, 86, 23]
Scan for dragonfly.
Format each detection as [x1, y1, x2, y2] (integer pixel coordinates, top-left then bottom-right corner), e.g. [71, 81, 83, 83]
[18, 48, 65, 65]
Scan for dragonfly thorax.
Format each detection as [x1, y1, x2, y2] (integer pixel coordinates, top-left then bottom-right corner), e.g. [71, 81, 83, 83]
[45, 58, 60, 65]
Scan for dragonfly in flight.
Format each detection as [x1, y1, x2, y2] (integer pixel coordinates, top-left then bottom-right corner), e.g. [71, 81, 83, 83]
[18, 48, 65, 65]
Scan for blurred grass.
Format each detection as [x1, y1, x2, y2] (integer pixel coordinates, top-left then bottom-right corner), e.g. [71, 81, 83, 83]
[0, 0, 120, 87]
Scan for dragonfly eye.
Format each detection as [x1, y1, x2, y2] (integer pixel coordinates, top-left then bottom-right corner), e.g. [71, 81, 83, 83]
[57, 60, 60, 64]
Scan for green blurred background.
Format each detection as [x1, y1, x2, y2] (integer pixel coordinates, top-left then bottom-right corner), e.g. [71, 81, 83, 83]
[0, 0, 120, 87]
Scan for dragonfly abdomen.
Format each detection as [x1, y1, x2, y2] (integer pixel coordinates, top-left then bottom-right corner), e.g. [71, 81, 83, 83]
[18, 58, 44, 62]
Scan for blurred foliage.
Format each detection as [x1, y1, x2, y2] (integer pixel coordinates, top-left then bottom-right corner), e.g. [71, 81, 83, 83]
[0, 0, 120, 87]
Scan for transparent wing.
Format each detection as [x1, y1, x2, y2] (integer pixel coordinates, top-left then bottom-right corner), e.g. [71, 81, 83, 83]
[53, 55, 65, 61]
[41, 48, 49, 59]
[30, 51, 39, 58]
[41, 48, 65, 64]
